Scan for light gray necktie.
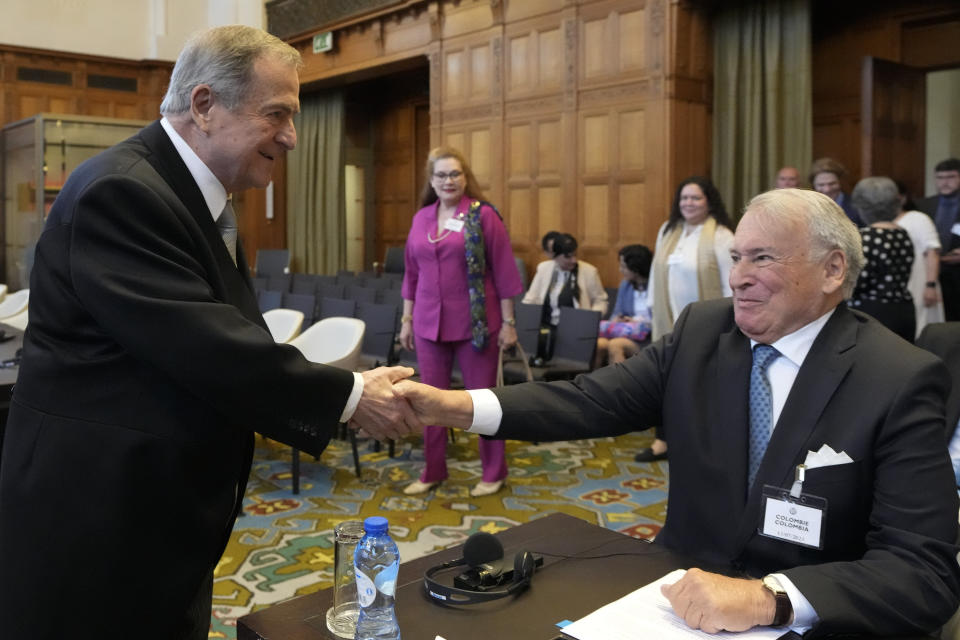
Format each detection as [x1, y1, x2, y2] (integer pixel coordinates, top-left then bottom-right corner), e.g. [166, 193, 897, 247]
[748, 344, 780, 488]
[217, 199, 238, 266]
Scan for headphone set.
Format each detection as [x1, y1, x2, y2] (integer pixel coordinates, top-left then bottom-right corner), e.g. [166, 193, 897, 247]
[423, 532, 542, 605]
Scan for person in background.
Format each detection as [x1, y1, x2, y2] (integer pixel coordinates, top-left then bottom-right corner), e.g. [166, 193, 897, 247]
[396, 188, 960, 638]
[809, 157, 862, 226]
[522, 232, 608, 361]
[848, 177, 915, 341]
[399, 146, 523, 497]
[595, 244, 652, 367]
[916, 158, 960, 320]
[894, 180, 944, 337]
[642, 176, 734, 462]
[540, 230, 561, 260]
[0, 25, 418, 640]
[774, 166, 801, 189]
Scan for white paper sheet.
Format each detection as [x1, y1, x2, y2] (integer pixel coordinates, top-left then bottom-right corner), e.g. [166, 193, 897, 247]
[561, 569, 786, 640]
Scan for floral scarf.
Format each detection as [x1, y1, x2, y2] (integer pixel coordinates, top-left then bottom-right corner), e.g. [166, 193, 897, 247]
[463, 200, 489, 350]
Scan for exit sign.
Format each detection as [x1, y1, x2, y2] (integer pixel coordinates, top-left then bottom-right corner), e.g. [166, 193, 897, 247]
[313, 31, 333, 54]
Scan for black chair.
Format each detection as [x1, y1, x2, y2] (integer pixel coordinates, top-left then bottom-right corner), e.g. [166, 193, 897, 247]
[515, 256, 528, 292]
[316, 275, 337, 287]
[291, 273, 320, 295]
[378, 288, 402, 307]
[543, 307, 601, 381]
[317, 297, 356, 319]
[251, 276, 267, 294]
[255, 249, 290, 277]
[318, 283, 345, 300]
[384, 245, 405, 274]
[345, 285, 378, 304]
[355, 301, 399, 368]
[337, 275, 365, 288]
[501, 303, 543, 383]
[281, 292, 317, 328]
[364, 278, 393, 292]
[257, 289, 282, 313]
[267, 273, 291, 292]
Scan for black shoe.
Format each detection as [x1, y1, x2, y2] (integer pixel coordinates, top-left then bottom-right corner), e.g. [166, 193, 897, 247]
[634, 448, 667, 462]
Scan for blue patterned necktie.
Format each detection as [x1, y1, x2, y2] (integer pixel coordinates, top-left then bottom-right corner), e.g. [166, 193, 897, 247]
[748, 344, 780, 487]
[217, 199, 238, 266]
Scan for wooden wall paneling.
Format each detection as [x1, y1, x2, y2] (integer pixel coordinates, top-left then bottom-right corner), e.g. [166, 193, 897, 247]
[504, 0, 565, 24]
[901, 15, 960, 68]
[440, 0, 495, 39]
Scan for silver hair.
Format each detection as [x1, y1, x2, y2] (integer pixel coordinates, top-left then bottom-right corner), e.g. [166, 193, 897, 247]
[159, 25, 301, 115]
[851, 176, 900, 224]
[744, 188, 865, 298]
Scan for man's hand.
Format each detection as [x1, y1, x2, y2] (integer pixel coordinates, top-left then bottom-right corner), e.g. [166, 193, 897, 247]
[394, 379, 474, 429]
[660, 568, 776, 634]
[941, 249, 960, 265]
[348, 366, 421, 440]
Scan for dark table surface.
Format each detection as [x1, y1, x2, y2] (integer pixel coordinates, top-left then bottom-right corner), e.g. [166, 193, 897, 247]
[238, 511, 938, 640]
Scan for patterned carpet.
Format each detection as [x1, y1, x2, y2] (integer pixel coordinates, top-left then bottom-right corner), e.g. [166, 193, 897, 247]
[208, 429, 668, 638]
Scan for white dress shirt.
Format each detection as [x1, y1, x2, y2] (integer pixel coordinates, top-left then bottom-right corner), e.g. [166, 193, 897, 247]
[467, 308, 839, 631]
[159, 118, 363, 422]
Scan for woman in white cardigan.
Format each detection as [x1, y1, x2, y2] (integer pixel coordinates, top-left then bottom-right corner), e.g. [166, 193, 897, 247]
[639, 176, 734, 463]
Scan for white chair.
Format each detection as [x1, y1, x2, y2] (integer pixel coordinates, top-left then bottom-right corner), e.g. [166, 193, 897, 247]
[0, 284, 8, 302]
[0, 288, 29, 319]
[2, 309, 28, 331]
[262, 308, 304, 344]
[289, 317, 365, 371]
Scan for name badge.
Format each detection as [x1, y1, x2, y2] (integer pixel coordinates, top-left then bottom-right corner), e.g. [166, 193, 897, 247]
[758, 468, 826, 549]
[444, 218, 464, 233]
[667, 251, 684, 265]
[951, 223, 960, 237]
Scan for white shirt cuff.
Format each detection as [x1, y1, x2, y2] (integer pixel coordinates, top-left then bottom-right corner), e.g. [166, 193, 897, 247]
[338, 372, 365, 423]
[772, 573, 818, 632]
[466, 389, 502, 435]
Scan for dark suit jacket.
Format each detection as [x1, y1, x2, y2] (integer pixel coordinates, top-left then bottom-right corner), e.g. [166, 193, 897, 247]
[916, 322, 960, 433]
[493, 298, 960, 636]
[0, 121, 354, 638]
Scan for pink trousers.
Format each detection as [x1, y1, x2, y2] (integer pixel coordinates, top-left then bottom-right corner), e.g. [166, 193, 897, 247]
[413, 334, 507, 483]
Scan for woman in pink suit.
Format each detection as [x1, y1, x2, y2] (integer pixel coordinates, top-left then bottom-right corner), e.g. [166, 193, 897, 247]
[400, 147, 523, 497]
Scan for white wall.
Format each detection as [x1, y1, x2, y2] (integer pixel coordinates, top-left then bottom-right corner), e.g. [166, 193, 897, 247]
[0, 0, 266, 62]
[926, 68, 960, 196]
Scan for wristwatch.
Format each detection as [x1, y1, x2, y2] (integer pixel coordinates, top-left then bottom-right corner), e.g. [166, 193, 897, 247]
[926, 281, 938, 288]
[502, 317, 516, 326]
[761, 575, 793, 627]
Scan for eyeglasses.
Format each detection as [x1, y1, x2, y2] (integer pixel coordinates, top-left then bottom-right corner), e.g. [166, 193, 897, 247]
[433, 171, 463, 181]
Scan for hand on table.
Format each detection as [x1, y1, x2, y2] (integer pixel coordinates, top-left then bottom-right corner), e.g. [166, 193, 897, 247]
[660, 568, 775, 634]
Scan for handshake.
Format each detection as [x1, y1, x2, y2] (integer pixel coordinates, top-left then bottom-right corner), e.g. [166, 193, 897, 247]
[347, 366, 474, 440]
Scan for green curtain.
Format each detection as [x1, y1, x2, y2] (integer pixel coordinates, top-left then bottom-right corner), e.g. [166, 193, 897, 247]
[712, 0, 811, 221]
[286, 90, 345, 273]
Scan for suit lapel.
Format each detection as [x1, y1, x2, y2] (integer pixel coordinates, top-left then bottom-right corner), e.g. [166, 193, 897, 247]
[138, 121, 262, 326]
[733, 306, 858, 551]
[716, 325, 753, 513]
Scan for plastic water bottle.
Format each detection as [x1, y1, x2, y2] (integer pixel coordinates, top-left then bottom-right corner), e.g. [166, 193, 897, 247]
[354, 516, 401, 640]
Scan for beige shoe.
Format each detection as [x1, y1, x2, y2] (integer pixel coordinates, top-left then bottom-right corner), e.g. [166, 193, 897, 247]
[403, 480, 439, 495]
[470, 480, 504, 497]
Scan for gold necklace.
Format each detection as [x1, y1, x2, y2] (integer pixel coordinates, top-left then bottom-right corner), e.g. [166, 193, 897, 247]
[427, 228, 452, 243]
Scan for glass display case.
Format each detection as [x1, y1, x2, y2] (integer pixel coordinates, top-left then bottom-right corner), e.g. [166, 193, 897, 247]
[1, 113, 148, 289]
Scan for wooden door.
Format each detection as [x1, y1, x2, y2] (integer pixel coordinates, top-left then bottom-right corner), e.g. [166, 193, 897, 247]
[861, 57, 926, 197]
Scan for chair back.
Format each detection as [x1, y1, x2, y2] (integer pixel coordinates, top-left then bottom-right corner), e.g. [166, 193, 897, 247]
[317, 296, 356, 320]
[255, 249, 290, 277]
[2, 309, 28, 331]
[916, 322, 960, 436]
[257, 289, 282, 313]
[345, 285, 378, 303]
[515, 302, 542, 355]
[384, 245, 405, 274]
[267, 273, 292, 292]
[378, 288, 402, 307]
[515, 256, 528, 292]
[0, 288, 29, 319]
[262, 308, 304, 343]
[355, 301, 399, 367]
[0, 284, 7, 301]
[291, 273, 321, 295]
[290, 317, 366, 371]
[318, 283, 345, 299]
[553, 307, 601, 369]
[281, 292, 317, 328]
[605, 287, 619, 320]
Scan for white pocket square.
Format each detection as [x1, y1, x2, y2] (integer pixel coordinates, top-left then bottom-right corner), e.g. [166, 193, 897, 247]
[803, 444, 853, 469]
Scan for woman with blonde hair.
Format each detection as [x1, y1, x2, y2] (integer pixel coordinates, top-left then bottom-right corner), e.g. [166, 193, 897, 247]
[399, 147, 523, 496]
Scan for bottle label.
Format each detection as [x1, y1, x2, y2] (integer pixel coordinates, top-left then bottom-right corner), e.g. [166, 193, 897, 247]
[374, 561, 399, 597]
[356, 567, 377, 607]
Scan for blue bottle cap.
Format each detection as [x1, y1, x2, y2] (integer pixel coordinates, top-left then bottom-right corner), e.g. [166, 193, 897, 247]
[363, 516, 388, 534]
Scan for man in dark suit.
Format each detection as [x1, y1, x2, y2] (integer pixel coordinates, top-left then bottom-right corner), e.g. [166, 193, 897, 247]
[397, 188, 960, 636]
[809, 156, 862, 227]
[0, 26, 419, 640]
[917, 158, 960, 320]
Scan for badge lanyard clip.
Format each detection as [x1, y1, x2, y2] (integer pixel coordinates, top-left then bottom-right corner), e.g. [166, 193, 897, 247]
[789, 463, 806, 500]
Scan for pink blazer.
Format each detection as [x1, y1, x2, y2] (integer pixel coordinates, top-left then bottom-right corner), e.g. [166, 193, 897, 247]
[402, 196, 523, 343]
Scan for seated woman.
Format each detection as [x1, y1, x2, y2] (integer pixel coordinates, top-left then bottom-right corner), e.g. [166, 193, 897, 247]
[848, 176, 915, 341]
[596, 244, 652, 367]
[522, 233, 607, 361]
